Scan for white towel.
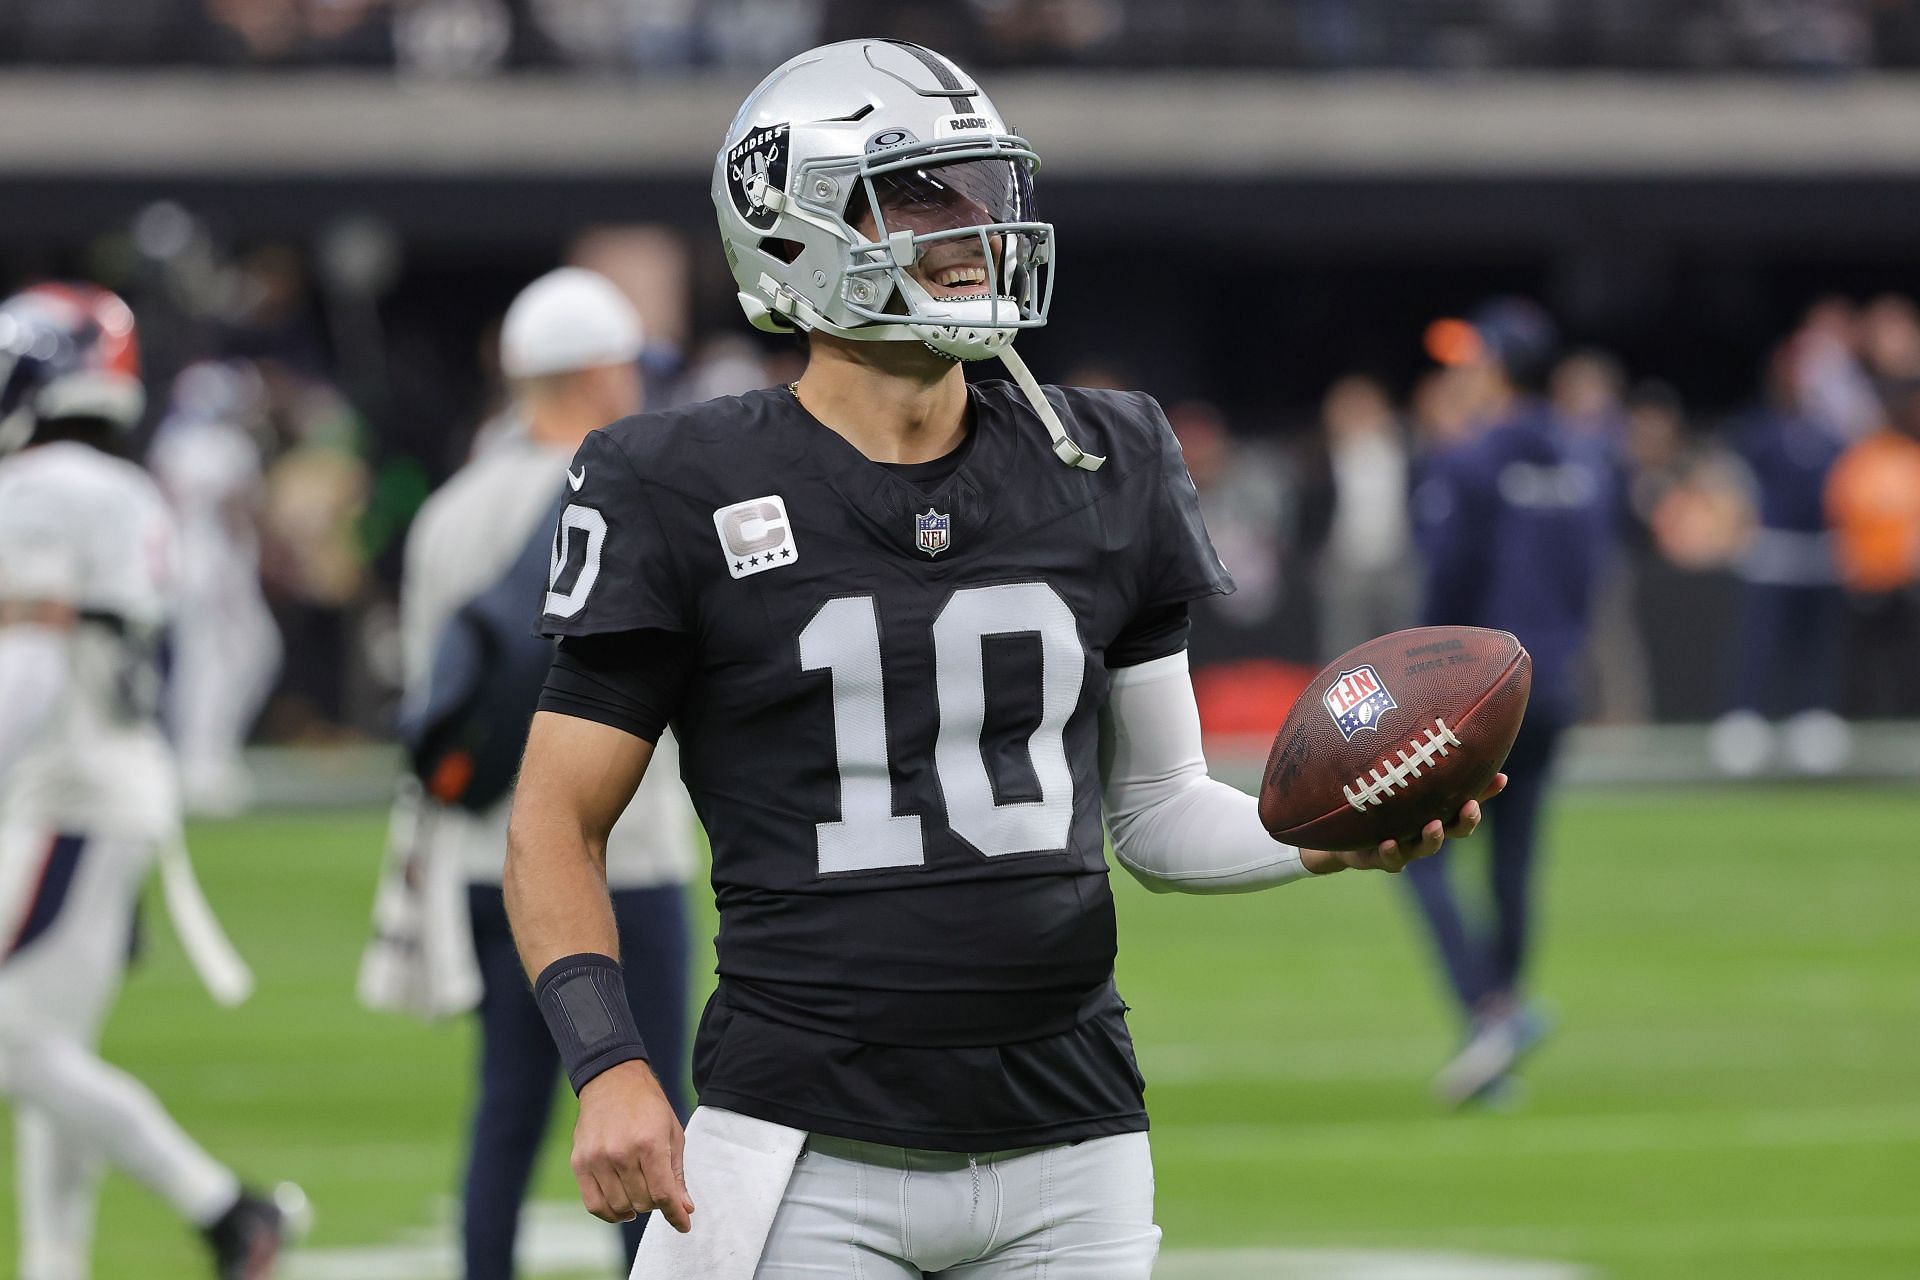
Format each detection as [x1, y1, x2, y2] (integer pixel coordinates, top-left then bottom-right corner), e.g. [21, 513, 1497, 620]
[629, 1106, 807, 1280]
[356, 782, 483, 1019]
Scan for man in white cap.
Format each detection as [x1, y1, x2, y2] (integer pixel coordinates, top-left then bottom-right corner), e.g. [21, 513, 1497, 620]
[370, 267, 697, 1279]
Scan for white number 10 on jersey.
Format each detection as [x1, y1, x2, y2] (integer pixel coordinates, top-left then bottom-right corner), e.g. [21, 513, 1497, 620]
[798, 581, 1085, 874]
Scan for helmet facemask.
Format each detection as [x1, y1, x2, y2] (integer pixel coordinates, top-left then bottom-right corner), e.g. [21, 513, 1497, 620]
[787, 135, 1052, 362]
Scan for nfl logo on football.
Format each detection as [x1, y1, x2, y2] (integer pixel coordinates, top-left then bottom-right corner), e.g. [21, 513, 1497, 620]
[915, 507, 951, 557]
[1323, 664, 1398, 741]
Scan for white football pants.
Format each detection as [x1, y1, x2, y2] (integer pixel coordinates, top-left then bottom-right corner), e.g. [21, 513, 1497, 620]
[755, 1129, 1160, 1278]
[170, 563, 281, 814]
[0, 825, 239, 1280]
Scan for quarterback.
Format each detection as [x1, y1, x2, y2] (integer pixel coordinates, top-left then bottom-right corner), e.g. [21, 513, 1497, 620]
[506, 40, 1500, 1278]
[0, 284, 295, 1279]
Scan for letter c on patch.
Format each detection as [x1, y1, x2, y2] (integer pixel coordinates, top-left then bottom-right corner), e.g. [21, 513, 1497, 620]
[721, 501, 786, 556]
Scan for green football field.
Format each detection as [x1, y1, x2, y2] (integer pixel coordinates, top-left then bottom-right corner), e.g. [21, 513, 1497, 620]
[3, 784, 1916, 1278]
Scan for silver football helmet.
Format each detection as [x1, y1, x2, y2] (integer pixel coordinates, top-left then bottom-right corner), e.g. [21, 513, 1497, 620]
[714, 38, 1102, 469]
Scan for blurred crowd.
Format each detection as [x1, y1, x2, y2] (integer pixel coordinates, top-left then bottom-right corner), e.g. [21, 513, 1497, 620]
[1, 208, 820, 781]
[6, 207, 1918, 783]
[1167, 293, 1920, 773]
[8, 0, 1920, 73]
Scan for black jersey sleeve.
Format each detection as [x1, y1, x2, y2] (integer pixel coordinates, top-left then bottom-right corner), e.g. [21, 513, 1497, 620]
[1106, 602, 1191, 668]
[538, 630, 696, 744]
[539, 426, 691, 638]
[1139, 396, 1235, 611]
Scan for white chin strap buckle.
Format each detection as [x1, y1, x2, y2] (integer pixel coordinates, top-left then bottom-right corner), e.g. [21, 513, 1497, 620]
[998, 345, 1105, 471]
[1050, 434, 1101, 469]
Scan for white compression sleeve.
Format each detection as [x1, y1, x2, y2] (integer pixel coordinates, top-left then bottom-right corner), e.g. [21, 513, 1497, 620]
[0, 626, 69, 780]
[1099, 650, 1309, 894]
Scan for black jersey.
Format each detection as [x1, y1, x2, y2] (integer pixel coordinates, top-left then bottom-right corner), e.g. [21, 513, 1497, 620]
[540, 380, 1230, 1149]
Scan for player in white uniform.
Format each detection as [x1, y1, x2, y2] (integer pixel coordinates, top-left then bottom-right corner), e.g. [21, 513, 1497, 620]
[0, 283, 295, 1280]
[148, 361, 282, 816]
[366, 268, 697, 1279]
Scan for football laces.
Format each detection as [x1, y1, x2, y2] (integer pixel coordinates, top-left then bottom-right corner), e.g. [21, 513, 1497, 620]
[1343, 720, 1464, 812]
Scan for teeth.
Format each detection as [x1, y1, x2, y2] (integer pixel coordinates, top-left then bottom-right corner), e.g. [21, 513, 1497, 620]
[934, 266, 986, 288]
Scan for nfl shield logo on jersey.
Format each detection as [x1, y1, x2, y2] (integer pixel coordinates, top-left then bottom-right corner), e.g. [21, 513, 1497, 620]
[914, 508, 951, 557]
[1323, 664, 1397, 740]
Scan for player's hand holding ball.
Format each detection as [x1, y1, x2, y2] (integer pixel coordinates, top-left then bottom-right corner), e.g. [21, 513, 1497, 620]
[572, 1059, 695, 1232]
[1260, 627, 1531, 875]
[1295, 775, 1507, 874]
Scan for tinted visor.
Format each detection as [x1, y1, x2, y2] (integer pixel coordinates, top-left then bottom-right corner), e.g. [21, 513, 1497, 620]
[869, 158, 1036, 237]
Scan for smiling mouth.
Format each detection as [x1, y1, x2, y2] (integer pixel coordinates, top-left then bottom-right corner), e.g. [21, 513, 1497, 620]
[924, 262, 991, 297]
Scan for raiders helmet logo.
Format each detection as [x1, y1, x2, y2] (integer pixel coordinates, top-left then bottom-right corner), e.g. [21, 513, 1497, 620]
[727, 123, 790, 233]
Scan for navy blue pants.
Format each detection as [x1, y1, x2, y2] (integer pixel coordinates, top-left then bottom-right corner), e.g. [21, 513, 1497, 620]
[1729, 582, 1844, 717]
[463, 883, 690, 1280]
[1402, 702, 1567, 1021]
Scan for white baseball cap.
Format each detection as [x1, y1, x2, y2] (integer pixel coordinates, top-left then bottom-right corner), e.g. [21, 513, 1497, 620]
[499, 267, 645, 379]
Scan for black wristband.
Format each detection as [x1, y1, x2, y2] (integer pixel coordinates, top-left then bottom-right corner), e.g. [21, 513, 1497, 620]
[533, 953, 650, 1095]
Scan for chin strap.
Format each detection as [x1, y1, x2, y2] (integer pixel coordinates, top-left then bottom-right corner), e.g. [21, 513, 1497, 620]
[763, 266, 1104, 471]
[998, 344, 1105, 471]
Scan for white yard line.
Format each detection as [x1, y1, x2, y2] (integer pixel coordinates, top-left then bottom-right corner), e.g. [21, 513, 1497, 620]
[280, 1200, 1920, 1278]
[283, 1203, 620, 1280]
[282, 1210, 1590, 1280]
[1352, 1213, 1920, 1260]
[1153, 1249, 1588, 1279]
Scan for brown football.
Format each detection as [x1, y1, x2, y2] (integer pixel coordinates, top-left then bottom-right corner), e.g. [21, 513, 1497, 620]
[1258, 627, 1531, 850]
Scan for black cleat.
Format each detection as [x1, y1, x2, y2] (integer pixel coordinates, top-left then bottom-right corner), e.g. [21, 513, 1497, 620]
[204, 1184, 309, 1280]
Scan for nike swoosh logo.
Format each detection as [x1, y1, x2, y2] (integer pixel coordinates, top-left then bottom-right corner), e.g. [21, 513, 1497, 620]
[567, 466, 586, 491]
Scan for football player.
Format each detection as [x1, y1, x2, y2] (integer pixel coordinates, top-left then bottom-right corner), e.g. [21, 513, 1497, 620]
[504, 41, 1502, 1279]
[1406, 299, 1616, 1106]
[148, 361, 282, 817]
[0, 283, 296, 1279]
